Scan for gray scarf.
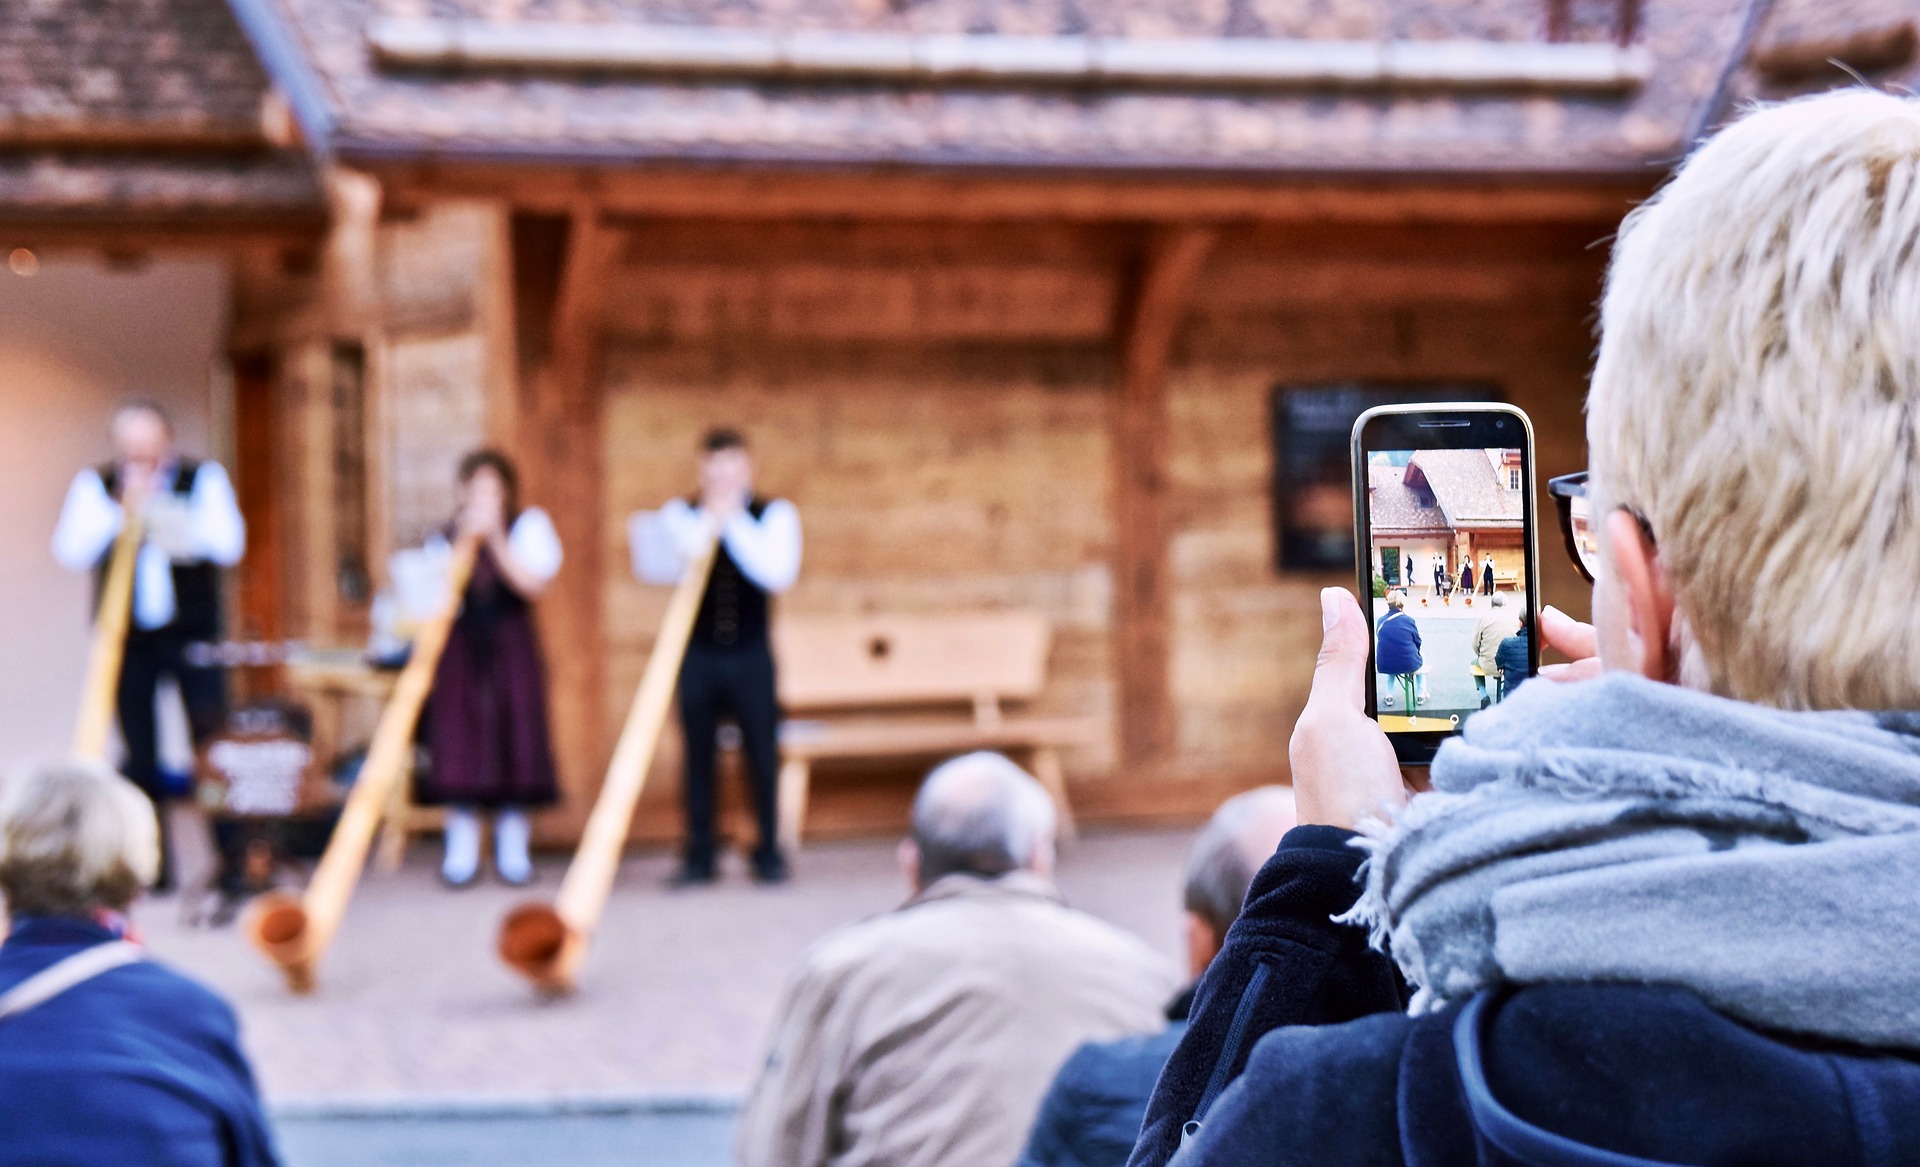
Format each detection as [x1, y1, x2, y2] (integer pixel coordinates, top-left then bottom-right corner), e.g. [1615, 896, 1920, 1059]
[1344, 672, 1920, 1049]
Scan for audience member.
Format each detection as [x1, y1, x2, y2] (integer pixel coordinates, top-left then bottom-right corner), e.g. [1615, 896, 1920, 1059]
[0, 759, 280, 1166]
[1471, 594, 1519, 708]
[1132, 89, 1920, 1167]
[736, 752, 1175, 1167]
[1374, 591, 1423, 709]
[1494, 608, 1532, 699]
[1018, 787, 1295, 1167]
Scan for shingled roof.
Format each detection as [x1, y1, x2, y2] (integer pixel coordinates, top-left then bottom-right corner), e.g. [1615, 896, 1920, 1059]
[1724, 0, 1919, 113]
[1368, 461, 1451, 539]
[1409, 449, 1524, 529]
[0, 0, 323, 231]
[242, 0, 1761, 174]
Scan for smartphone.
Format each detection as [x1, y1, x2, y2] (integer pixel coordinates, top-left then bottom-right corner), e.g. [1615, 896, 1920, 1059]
[1351, 403, 1541, 766]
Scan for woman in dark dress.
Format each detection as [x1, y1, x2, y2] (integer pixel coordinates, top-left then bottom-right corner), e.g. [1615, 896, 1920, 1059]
[418, 450, 563, 887]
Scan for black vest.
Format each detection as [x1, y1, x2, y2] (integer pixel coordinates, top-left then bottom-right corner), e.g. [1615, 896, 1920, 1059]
[96, 459, 223, 640]
[693, 498, 772, 650]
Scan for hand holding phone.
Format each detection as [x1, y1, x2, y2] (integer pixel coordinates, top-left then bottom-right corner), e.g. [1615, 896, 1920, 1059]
[1288, 587, 1409, 830]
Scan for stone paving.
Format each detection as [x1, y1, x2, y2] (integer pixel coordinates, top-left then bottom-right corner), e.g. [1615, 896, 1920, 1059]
[135, 827, 1191, 1104]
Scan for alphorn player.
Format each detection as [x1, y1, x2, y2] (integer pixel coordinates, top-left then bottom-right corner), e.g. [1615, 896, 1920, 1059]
[410, 450, 563, 888]
[631, 428, 801, 886]
[51, 399, 245, 892]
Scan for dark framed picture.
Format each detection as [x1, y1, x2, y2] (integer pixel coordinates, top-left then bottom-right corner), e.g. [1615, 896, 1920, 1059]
[1270, 382, 1503, 572]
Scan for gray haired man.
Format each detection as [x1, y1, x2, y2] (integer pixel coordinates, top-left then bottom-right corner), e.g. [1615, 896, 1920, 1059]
[736, 752, 1176, 1167]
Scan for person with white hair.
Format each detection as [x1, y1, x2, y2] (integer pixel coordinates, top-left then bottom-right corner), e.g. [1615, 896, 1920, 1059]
[1019, 787, 1296, 1167]
[1132, 89, 1920, 1167]
[0, 759, 279, 1166]
[736, 752, 1175, 1167]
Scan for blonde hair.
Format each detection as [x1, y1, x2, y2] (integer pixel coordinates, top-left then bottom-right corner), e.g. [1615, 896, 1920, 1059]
[0, 758, 159, 917]
[1590, 89, 1920, 710]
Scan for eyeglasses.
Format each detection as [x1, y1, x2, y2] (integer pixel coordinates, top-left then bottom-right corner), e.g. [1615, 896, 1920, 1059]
[1547, 472, 1655, 584]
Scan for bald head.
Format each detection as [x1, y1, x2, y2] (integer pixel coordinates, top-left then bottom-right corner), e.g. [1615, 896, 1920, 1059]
[906, 752, 1058, 891]
[1183, 787, 1297, 954]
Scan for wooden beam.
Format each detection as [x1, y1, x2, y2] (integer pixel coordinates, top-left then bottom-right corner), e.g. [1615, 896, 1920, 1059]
[1112, 227, 1216, 771]
[370, 165, 1647, 227]
[512, 206, 621, 845]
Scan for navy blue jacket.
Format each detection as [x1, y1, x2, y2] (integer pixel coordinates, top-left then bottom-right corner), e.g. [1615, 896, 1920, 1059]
[1375, 611, 1423, 676]
[0, 917, 281, 1167]
[1021, 989, 1195, 1167]
[1129, 827, 1920, 1167]
[1495, 631, 1531, 696]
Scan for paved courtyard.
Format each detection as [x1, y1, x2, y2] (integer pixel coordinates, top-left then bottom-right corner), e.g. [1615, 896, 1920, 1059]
[1373, 594, 1521, 723]
[136, 827, 1191, 1107]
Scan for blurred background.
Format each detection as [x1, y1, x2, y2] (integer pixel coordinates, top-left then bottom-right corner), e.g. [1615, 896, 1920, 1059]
[1, 0, 1907, 1162]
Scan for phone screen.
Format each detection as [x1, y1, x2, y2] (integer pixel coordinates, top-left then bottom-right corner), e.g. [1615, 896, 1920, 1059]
[1352, 405, 1539, 765]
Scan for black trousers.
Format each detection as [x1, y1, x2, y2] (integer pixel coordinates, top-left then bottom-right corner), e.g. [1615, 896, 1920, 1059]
[676, 642, 780, 868]
[118, 627, 227, 885]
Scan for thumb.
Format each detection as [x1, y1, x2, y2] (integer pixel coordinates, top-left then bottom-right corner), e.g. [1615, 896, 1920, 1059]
[1307, 587, 1371, 712]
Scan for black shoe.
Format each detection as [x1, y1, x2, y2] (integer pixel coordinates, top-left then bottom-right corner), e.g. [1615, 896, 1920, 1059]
[751, 850, 790, 885]
[669, 862, 717, 889]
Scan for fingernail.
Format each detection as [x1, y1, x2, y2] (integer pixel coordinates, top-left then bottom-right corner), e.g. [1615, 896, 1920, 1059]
[1321, 587, 1341, 631]
[1542, 605, 1563, 619]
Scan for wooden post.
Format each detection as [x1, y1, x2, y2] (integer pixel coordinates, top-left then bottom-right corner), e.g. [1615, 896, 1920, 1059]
[510, 208, 619, 847]
[72, 517, 144, 761]
[1112, 227, 1217, 771]
[247, 534, 479, 993]
[498, 534, 716, 996]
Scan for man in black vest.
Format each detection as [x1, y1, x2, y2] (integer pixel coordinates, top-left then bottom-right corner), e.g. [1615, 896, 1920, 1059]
[632, 429, 802, 885]
[53, 400, 246, 891]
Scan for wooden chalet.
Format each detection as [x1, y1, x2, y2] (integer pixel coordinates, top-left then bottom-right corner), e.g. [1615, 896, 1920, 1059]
[5, 0, 1916, 842]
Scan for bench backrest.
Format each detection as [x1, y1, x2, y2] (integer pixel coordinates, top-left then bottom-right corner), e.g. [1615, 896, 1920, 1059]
[773, 611, 1053, 715]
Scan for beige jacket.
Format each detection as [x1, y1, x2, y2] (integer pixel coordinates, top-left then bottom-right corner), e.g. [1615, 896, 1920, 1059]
[1474, 611, 1521, 673]
[735, 871, 1178, 1167]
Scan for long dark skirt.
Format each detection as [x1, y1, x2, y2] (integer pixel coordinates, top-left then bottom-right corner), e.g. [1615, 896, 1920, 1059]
[418, 604, 559, 809]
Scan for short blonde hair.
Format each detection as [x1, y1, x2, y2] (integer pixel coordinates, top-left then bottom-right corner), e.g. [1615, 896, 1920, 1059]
[1590, 89, 1920, 710]
[0, 758, 159, 917]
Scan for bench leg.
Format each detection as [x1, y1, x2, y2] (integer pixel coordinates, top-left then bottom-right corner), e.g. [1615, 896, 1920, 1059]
[1029, 746, 1077, 842]
[778, 756, 810, 853]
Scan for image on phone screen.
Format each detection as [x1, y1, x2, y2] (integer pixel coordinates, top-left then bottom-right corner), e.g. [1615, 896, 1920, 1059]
[1366, 444, 1530, 734]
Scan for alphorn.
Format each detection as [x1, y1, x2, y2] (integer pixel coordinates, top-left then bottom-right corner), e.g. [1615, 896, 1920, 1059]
[248, 534, 481, 993]
[498, 530, 718, 996]
[73, 517, 144, 760]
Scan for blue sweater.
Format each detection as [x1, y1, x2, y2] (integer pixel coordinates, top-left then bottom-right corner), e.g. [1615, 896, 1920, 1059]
[1375, 610, 1423, 676]
[1020, 989, 1194, 1167]
[0, 917, 281, 1167]
[1128, 828, 1920, 1167]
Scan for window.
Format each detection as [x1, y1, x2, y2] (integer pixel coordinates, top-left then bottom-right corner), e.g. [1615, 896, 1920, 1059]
[1270, 383, 1504, 572]
[1508, 467, 1523, 491]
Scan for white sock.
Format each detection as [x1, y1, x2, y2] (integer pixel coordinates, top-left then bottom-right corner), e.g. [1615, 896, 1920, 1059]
[495, 809, 532, 883]
[443, 807, 482, 883]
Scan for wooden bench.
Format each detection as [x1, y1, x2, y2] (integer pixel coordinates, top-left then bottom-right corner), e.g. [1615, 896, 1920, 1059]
[770, 611, 1095, 849]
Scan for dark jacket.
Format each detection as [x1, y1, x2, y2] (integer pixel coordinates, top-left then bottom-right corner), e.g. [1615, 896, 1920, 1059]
[0, 917, 280, 1167]
[1495, 630, 1530, 695]
[1375, 610, 1423, 676]
[1021, 989, 1195, 1167]
[1129, 828, 1920, 1167]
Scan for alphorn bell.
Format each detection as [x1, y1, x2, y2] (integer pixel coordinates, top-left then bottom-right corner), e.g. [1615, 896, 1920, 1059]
[72, 516, 144, 761]
[248, 534, 481, 993]
[498, 530, 719, 996]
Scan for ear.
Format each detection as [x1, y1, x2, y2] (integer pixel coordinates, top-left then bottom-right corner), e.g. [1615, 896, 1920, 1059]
[897, 838, 921, 893]
[1184, 912, 1222, 981]
[1601, 508, 1679, 683]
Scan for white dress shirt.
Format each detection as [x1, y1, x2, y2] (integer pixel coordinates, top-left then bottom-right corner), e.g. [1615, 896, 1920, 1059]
[630, 498, 801, 593]
[52, 461, 246, 631]
[392, 508, 564, 624]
